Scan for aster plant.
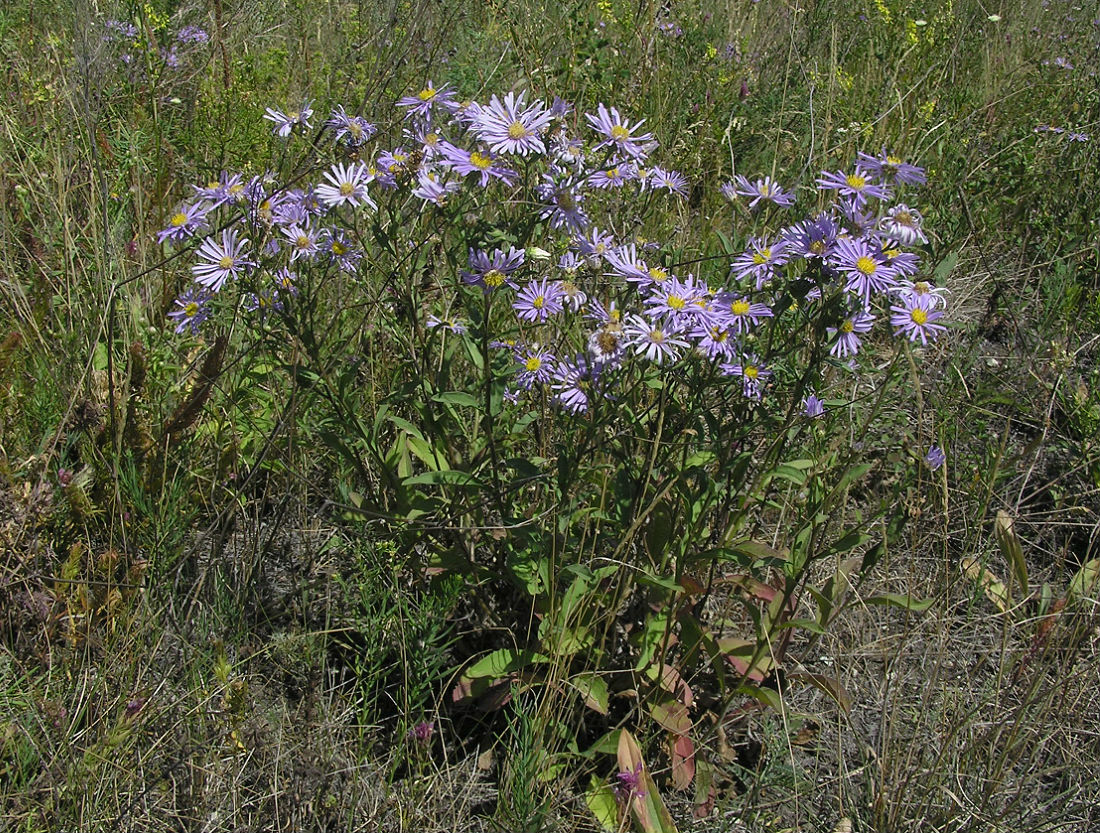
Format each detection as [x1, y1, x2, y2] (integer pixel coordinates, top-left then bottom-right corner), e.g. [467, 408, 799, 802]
[158, 81, 948, 822]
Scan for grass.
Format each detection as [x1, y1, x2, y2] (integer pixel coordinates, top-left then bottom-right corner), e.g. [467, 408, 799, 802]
[1, 0, 1098, 831]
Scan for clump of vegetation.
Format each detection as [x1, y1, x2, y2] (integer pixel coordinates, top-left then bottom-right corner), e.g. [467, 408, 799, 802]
[0, 0, 1097, 831]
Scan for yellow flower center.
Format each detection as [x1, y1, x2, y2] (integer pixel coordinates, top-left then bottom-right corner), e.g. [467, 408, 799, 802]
[910, 308, 928, 325]
[296, 235, 311, 248]
[417, 88, 436, 101]
[887, 155, 902, 166]
[525, 356, 542, 372]
[840, 319, 854, 333]
[339, 182, 354, 196]
[648, 267, 669, 282]
[206, 180, 220, 190]
[752, 248, 772, 265]
[606, 167, 619, 178]
[730, 299, 751, 316]
[532, 295, 545, 309]
[649, 329, 665, 343]
[483, 269, 505, 288]
[668, 295, 686, 310]
[470, 151, 493, 170]
[332, 241, 347, 256]
[425, 132, 439, 146]
[288, 111, 299, 121]
[809, 240, 826, 256]
[913, 281, 930, 294]
[349, 122, 363, 139]
[218, 256, 234, 270]
[883, 247, 900, 259]
[856, 256, 877, 275]
[610, 124, 630, 141]
[846, 174, 867, 189]
[185, 302, 199, 316]
[170, 212, 188, 227]
[893, 210, 912, 225]
[744, 365, 759, 379]
[507, 121, 528, 140]
[596, 330, 620, 353]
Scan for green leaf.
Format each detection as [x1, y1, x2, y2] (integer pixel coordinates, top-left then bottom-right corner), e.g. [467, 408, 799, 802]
[649, 699, 692, 735]
[585, 776, 619, 831]
[994, 510, 1029, 597]
[788, 672, 852, 715]
[737, 682, 783, 712]
[465, 649, 548, 679]
[572, 673, 610, 715]
[933, 250, 959, 283]
[402, 469, 481, 486]
[864, 593, 934, 612]
[432, 390, 481, 408]
[1068, 558, 1100, 604]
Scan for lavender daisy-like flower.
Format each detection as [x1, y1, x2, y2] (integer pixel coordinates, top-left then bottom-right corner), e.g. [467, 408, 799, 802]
[827, 310, 875, 358]
[881, 245, 921, 276]
[281, 223, 319, 262]
[473, 91, 554, 156]
[322, 228, 362, 273]
[816, 168, 891, 207]
[167, 287, 213, 334]
[623, 314, 690, 365]
[412, 171, 461, 206]
[895, 278, 948, 308]
[645, 167, 688, 196]
[585, 103, 656, 161]
[552, 355, 599, 414]
[803, 394, 825, 418]
[461, 246, 526, 291]
[691, 323, 737, 360]
[263, 101, 314, 137]
[191, 229, 253, 292]
[514, 344, 556, 388]
[326, 106, 377, 147]
[426, 313, 468, 335]
[721, 355, 771, 399]
[587, 321, 627, 368]
[731, 237, 789, 289]
[156, 202, 208, 244]
[856, 150, 926, 186]
[573, 227, 616, 262]
[830, 237, 898, 304]
[397, 81, 457, 118]
[558, 279, 587, 311]
[536, 175, 589, 232]
[924, 445, 946, 470]
[439, 143, 518, 187]
[890, 292, 946, 345]
[587, 163, 637, 189]
[316, 162, 376, 210]
[643, 276, 704, 324]
[730, 174, 795, 209]
[715, 292, 774, 334]
[880, 204, 928, 246]
[784, 214, 841, 262]
[513, 278, 565, 323]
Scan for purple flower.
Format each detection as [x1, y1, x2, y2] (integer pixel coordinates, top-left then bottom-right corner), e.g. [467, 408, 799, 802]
[264, 101, 314, 137]
[894, 279, 948, 308]
[623, 314, 690, 365]
[176, 25, 209, 44]
[439, 143, 518, 187]
[731, 237, 789, 289]
[645, 167, 688, 196]
[721, 355, 771, 399]
[191, 229, 254, 292]
[856, 151, 927, 187]
[586, 163, 638, 189]
[412, 171, 461, 206]
[585, 104, 656, 161]
[784, 214, 840, 261]
[816, 168, 891, 207]
[472, 91, 554, 156]
[156, 202, 208, 244]
[514, 344, 556, 388]
[407, 721, 434, 744]
[829, 237, 898, 304]
[803, 394, 825, 418]
[643, 276, 705, 324]
[461, 246, 525, 291]
[513, 278, 565, 322]
[924, 445, 946, 470]
[552, 355, 600, 413]
[730, 174, 795, 209]
[536, 175, 589, 231]
[827, 310, 875, 358]
[615, 762, 646, 801]
[397, 81, 457, 118]
[890, 293, 946, 345]
[191, 172, 245, 209]
[426, 313, 467, 335]
[326, 106, 377, 147]
[322, 228, 362, 273]
[281, 224, 319, 262]
[168, 287, 213, 334]
[879, 204, 928, 246]
[316, 162, 376, 210]
[715, 292, 773, 334]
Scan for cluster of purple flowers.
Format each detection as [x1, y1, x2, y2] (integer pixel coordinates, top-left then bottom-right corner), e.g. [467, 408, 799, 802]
[100, 17, 209, 74]
[162, 83, 947, 419]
